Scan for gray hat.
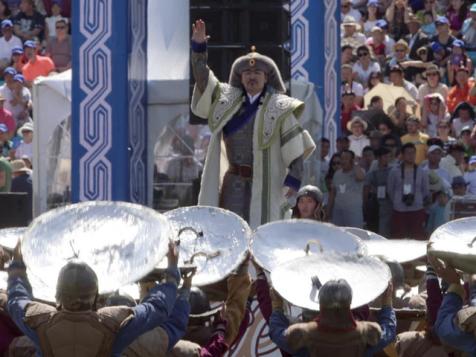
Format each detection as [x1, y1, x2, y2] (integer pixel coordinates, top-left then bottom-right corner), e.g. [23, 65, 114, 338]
[296, 185, 323, 204]
[229, 49, 286, 93]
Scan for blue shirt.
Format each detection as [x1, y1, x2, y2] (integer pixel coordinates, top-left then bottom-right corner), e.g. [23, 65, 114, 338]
[7, 270, 179, 357]
[435, 292, 476, 354]
[269, 306, 396, 357]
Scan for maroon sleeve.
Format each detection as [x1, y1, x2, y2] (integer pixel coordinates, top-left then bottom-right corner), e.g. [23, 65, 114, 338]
[426, 278, 442, 327]
[200, 333, 229, 357]
[256, 276, 272, 322]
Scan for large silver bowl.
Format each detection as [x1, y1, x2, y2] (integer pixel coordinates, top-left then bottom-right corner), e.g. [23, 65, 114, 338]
[22, 201, 171, 302]
[271, 253, 391, 311]
[429, 217, 476, 273]
[164, 206, 251, 286]
[251, 220, 366, 272]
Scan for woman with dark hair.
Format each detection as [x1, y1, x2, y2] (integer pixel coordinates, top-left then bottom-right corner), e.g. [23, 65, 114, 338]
[446, 0, 469, 34]
[389, 96, 411, 136]
[352, 45, 381, 86]
[385, 0, 411, 40]
[0, 1, 11, 21]
[291, 185, 324, 221]
[366, 71, 383, 92]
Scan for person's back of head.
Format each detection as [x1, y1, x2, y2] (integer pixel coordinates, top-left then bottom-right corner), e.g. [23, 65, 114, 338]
[56, 260, 98, 311]
[318, 279, 353, 310]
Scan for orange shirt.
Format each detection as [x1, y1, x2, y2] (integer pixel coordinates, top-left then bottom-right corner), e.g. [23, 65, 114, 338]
[22, 55, 55, 82]
[447, 79, 476, 113]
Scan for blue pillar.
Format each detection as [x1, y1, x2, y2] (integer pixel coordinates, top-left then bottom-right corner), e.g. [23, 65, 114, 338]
[72, 0, 148, 203]
[291, 0, 341, 150]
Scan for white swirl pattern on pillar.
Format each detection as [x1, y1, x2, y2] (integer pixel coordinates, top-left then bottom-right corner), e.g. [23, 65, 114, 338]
[324, 0, 339, 145]
[290, 0, 309, 81]
[78, 0, 112, 201]
[129, 0, 147, 204]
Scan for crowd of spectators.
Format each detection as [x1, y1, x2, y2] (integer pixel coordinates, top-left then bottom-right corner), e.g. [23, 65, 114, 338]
[0, 0, 71, 219]
[326, 0, 476, 240]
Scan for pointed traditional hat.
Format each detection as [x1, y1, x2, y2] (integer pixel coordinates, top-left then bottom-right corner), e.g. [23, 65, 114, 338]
[229, 46, 286, 93]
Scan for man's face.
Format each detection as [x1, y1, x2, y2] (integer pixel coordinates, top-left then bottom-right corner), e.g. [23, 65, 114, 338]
[341, 2, 351, 14]
[402, 148, 416, 164]
[436, 23, 449, 35]
[378, 124, 391, 135]
[342, 94, 355, 107]
[428, 149, 442, 165]
[24, 47, 35, 60]
[459, 108, 470, 120]
[456, 70, 469, 85]
[453, 184, 466, 196]
[408, 21, 420, 34]
[406, 121, 419, 134]
[342, 48, 353, 63]
[384, 140, 397, 156]
[22, 130, 32, 143]
[390, 72, 403, 85]
[20, 0, 32, 12]
[341, 151, 353, 168]
[395, 47, 407, 61]
[4, 73, 13, 85]
[241, 69, 267, 96]
[344, 24, 355, 37]
[362, 150, 374, 164]
[336, 139, 350, 152]
[321, 141, 330, 158]
[342, 67, 352, 82]
[351, 122, 364, 136]
[0, 131, 7, 142]
[379, 152, 391, 166]
[452, 150, 465, 163]
[1, 26, 12, 38]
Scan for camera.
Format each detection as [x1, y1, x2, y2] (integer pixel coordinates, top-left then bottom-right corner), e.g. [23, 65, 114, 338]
[402, 193, 415, 206]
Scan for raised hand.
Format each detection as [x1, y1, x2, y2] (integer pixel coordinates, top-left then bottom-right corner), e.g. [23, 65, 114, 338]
[192, 19, 208, 44]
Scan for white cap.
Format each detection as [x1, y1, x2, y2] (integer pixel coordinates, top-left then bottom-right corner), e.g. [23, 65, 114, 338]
[428, 145, 443, 154]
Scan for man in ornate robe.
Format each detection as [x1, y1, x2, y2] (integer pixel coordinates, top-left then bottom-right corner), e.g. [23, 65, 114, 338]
[190, 20, 315, 228]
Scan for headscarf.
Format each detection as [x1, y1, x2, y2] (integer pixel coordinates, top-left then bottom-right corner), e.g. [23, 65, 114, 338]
[0, 159, 12, 192]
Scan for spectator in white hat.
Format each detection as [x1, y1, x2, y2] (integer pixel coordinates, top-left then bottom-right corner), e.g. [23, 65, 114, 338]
[464, 155, 476, 195]
[13, 121, 33, 160]
[348, 116, 370, 158]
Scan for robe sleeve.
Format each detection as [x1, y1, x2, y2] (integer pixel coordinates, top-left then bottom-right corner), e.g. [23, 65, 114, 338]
[191, 42, 220, 120]
[280, 114, 315, 170]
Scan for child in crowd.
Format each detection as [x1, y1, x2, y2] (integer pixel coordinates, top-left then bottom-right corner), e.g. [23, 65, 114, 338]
[44, 1, 65, 41]
[426, 189, 450, 234]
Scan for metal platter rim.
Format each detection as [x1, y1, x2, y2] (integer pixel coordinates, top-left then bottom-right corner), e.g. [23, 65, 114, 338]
[250, 219, 368, 272]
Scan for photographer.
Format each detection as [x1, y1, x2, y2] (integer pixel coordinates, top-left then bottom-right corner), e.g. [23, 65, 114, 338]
[387, 142, 430, 240]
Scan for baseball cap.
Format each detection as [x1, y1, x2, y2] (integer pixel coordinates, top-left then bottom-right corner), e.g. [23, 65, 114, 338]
[428, 145, 443, 154]
[470, 155, 476, 165]
[13, 74, 24, 83]
[0, 123, 8, 133]
[1, 19, 12, 28]
[461, 125, 473, 134]
[435, 16, 449, 26]
[452, 176, 468, 187]
[452, 39, 465, 48]
[367, 0, 378, 6]
[376, 19, 388, 30]
[23, 40, 36, 49]
[3, 67, 16, 76]
[471, 3, 476, 12]
[431, 42, 444, 53]
[11, 47, 23, 55]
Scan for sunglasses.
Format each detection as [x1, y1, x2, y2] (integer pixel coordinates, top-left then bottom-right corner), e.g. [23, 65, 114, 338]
[427, 72, 439, 77]
[342, 4, 350, 8]
[358, 52, 369, 57]
[395, 49, 406, 53]
[56, 26, 66, 29]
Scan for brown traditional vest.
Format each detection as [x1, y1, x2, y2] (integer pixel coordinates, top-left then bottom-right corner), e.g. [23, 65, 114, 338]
[285, 319, 382, 357]
[122, 326, 169, 357]
[24, 302, 133, 357]
[167, 339, 202, 357]
[7, 336, 37, 357]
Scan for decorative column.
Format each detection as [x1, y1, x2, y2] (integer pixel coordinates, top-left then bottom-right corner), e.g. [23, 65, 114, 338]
[291, 0, 341, 151]
[71, 0, 148, 203]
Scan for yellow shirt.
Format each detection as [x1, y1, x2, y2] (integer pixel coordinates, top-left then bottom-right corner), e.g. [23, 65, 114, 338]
[401, 132, 429, 165]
